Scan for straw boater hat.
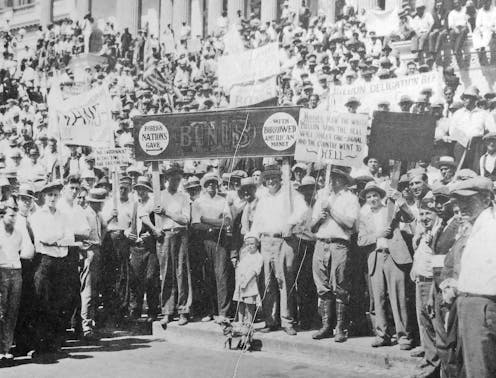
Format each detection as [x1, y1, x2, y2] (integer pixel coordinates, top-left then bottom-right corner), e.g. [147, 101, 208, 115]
[262, 164, 282, 179]
[297, 176, 317, 192]
[292, 162, 308, 173]
[133, 176, 153, 192]
[434, 156, 456, 169]
[359, 181, 386, 200]
[482, 132, 496, 141]
[184, 176, 201, 190]
[16, 183, 36, 200]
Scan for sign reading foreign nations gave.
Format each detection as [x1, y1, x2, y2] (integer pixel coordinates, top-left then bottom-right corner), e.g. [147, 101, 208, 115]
[368, 111, 436, 162]
[133, 106, 300, 161]
[295, 110, 368, 167]
[324, 71, 442, 113]
[94, 147, 130, 168]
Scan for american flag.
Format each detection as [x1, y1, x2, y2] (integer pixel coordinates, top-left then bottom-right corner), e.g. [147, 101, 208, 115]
[144, 66, 168, 93]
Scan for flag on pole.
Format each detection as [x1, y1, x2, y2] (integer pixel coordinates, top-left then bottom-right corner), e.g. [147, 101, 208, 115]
[144, 66, 168, 93]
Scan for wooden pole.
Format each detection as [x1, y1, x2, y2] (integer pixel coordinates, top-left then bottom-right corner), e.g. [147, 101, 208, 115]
[282, 157, 293, 214]
[151, 161, 162, 230]
[112, 165, 119, 212]
[387, 160, 402, 222]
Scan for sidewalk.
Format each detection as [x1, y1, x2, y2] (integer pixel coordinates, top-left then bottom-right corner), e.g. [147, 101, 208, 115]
[152, 319, 419, 376]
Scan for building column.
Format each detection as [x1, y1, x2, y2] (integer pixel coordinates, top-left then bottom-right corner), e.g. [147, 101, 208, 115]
[40, 0, 53, 28]
[318, 0, 335, 23]
[73, 0, 90, 21]
[385, 0, 404, 10]
[160, 0, 173, 32]
[190, 0, 203, 37]
[261, 0, 278, 23]
[207, 0, 223, 35]
[117, 0, 140, 35]
[228, 0, 244, 27]
[173, 0, 191, 38]
[357, 0, 379, 11]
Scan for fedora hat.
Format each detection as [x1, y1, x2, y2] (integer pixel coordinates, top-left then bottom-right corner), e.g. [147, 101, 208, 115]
[330, 167, 353, 185]
[483, 132, 496, 141]
[133, 176, 153, 192]
[461, 85, 479, 99]
[86, 188, 107, 202]
[359, 181, 386, 199]
[262, 164, 282, 179]
[200, 173, 222, 187]
[16, 183, 36, 200]
[40, 180, 63, 194]
[95, 176, 112, 190]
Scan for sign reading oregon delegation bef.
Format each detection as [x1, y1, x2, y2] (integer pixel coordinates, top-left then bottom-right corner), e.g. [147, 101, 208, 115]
[138, 120, 169, 156]
[262, 112, 298, 151]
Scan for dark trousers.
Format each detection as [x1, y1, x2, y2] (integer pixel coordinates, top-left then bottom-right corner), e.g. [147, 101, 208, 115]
[0, 268, 22, 354]
[350, 244, 374, 335]
[450, 27, 468, 54]
[429, 29, 449, 54]
[189, 230, 208, 317]
[157, 231, 191, 316]
[458, 295, 496, 378]
[203, 239, 230, 317]
[416, 280, 440, 368]
[65, 247, 81, 331]
[14, 259, 37, 354]
[433, 288, 464, 378]
[101, 231, 130, 320]
[33, 254, 70, 352]
[129, 245, 160, 317]
[294, 238, 317, 327]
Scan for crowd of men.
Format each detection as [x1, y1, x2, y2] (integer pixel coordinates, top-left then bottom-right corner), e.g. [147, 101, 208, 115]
[0, 1, 495, 378]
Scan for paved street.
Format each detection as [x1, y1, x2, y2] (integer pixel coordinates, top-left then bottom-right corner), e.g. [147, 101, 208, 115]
[1, 336, 406, 378]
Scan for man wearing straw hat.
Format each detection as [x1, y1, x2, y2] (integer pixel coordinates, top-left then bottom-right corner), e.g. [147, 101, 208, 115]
[31, 181, 73, 356]
[251, 164, 307, 336]
[433, 156, 456, 186]
[311, 167, 360, 342]
[192, 172, 232, 324]
[127, 176, 160, 322]
[155, 165, 191, 327]
[80, 188, 106, 341]
[357, 181, 414, 349]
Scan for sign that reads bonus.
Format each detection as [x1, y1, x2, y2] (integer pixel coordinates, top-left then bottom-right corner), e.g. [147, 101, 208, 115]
[132, 106, 300, 161]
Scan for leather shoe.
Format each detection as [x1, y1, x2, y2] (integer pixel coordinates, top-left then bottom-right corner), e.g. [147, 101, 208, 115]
[258, 325, 277, 333]
[178, 314, 188, 326]
[201, 315, 213, 322]
[410, 347, 425, 358]
[283, 326, 297, 336]
[371, 336, 391, 347]
[160, 315, 170, 329]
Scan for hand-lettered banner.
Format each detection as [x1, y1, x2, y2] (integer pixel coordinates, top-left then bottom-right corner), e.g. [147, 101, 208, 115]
[95, 147, 130, 168]
[217, 43, 281, 89]
[324, 71, 443, 114]
[229, 76, 278, 108]
[133, 106, 300, 161]
[49, 85, 114, 147]
[295, 110, 369, 167]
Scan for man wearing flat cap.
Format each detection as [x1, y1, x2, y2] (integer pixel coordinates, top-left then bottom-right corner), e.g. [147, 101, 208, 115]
[310, 167, 360, 342]
[154, 165, 191, 327]
[191, 172, 232, 324]
[443, 177, 496, 377]
[101, 175, 135, 324]
[251, 164, 307, 336]
[31, 181, 74, 355]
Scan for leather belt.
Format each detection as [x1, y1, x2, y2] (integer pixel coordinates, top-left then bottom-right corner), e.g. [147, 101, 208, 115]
[376, 248, 390, 254]
[163, 227, 187, 233]
[417, 275, 433, 283]
[261, 233, 283, 238]
[460, 292, 496, 302]
[317, 238, 349, 245]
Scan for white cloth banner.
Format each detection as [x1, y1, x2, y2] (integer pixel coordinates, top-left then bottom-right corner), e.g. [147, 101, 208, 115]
[217, 42, 280, 89]
[49, 85, 114, 147]
[295, 110, 369, 168]
[229, 76, 277, 108]
[365, 8, 399, 37]
[325, 71, 443, 114]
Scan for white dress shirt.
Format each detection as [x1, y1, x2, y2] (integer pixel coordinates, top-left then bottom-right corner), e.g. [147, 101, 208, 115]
[449, 107, 496, 139]
[31, 205, 73, 258]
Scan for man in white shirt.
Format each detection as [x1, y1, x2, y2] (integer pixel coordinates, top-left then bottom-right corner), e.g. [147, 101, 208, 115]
[446, 177, 496, 377]
[154, 166, 191, 326]
[31, 181, 74, 355]
[191, 172, 232, 324]
[411, 1, 434, 62]
[251, 164, 307, 336]
[448, 0, 469, 56]
[311, 168, 360, 342]
[449, 86, 496, 142]
[473, 0, 496, 54]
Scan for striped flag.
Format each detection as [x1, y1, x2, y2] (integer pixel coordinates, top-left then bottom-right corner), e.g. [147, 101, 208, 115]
[144, 66, 168, 93]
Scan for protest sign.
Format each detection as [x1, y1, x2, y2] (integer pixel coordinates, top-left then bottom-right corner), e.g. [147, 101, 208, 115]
[325, 71, 442, 114]
[133, 106, 300, 161]
[229, 76, 277, 108]
[368, 111, 436, 162]
[95, 147, 129, 168]
[217, 43, 280, 89]
[295, 110, 368, 167]
[48, 85, 114, 147]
